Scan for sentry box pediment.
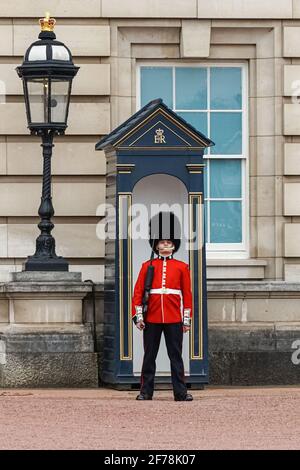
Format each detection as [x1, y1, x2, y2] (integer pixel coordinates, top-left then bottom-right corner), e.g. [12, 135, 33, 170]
[96, 98, 213, 153]
[95, 99, 214, 388]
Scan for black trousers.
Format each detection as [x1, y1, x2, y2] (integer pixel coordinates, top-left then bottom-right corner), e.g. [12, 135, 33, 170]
[140, 322, 187, 397]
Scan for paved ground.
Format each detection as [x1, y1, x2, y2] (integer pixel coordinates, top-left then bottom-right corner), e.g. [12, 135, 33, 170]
[0, 386, 299, 450]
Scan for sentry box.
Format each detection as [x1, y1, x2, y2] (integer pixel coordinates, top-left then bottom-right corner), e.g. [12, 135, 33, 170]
[96, 99, 214, 389]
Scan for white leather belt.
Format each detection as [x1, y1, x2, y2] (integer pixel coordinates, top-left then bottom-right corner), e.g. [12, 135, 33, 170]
[149, 288, 183, 315]
[150, 288, 182, 295]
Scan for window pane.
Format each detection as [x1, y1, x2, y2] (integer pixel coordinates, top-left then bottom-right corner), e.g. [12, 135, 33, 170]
[175, 67, 207, 109]
[28, 45, 47, 61]
[210, 112, 242, 155]
[141, 67, 173, 108]
[210, 201, 242, 243]
[50, 80, 70, 123]
[210, 160, 241, 198]
[211, 67, 242, 109]
[52, 46, 70, 61]
[177, 112, 207, 135]
[27, 78, 49, 123]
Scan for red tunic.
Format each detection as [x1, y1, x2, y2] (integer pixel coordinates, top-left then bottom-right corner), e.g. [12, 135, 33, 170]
[132, 254, 193, 323]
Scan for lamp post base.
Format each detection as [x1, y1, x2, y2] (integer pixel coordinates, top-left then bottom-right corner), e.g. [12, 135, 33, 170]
[24, 256, 69, 272]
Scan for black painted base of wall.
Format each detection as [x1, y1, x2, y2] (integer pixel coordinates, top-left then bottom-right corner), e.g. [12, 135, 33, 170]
[209, 328, 300, 385]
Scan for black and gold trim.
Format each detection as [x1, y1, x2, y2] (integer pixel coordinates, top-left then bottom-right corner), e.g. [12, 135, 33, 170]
[118, 192, 133, 361]
[116, 163, 135, 174]
[189, 192, 203, 360]
[186, 164, 205, 174]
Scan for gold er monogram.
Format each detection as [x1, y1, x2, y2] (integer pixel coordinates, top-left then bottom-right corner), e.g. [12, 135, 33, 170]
[154, 128, 166, 144]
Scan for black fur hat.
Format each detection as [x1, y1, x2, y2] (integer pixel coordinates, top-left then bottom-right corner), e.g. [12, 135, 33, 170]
[149, 211, 181, 255]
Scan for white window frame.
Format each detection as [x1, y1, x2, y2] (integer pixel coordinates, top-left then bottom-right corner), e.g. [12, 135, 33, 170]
[136, 61, 249, 259]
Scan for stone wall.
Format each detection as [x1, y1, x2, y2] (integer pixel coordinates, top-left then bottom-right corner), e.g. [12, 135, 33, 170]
[208, 282, 300, 384]
[0, 279, 101, 387]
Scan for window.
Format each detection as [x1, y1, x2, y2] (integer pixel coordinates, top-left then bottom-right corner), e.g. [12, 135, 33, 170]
[138, 64, 248, 257]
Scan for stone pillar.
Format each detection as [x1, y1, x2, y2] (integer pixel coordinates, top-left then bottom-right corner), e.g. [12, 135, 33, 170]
[0, 272, 99, 387]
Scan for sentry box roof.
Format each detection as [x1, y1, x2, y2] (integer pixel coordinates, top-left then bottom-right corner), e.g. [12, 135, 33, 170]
[95, 98, 214, 152]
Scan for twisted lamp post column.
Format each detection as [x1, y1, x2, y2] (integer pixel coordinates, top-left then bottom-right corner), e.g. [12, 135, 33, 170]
[27, 130, 58, 267]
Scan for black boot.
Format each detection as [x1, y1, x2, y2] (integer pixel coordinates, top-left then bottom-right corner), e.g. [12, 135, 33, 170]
[136, 393, 152, 400]
[174, 393, 193, 401]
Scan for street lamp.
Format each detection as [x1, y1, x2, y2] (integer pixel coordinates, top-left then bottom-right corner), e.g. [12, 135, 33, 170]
[16, 13, 79, 271]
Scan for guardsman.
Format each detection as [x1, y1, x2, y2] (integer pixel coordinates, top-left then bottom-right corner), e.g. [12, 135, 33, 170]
[132, 231, 193, 401]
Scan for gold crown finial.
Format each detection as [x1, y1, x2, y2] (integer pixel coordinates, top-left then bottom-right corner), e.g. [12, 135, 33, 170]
[39, 12, 56, 32]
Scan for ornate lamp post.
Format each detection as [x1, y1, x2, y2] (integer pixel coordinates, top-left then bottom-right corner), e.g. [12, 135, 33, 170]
[16, 13, 79, 271]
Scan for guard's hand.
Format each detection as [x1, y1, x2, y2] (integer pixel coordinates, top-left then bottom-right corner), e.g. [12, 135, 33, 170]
[183, 326, 190, 333]
[136, 321, 145, 330]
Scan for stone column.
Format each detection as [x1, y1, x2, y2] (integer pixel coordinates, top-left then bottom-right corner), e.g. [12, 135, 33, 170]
[0, 272, 100, 387]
